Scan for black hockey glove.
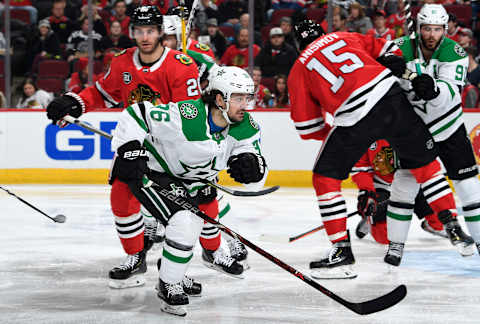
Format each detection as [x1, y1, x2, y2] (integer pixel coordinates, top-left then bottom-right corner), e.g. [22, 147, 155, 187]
[376, 53, 406, 78]
[357, 190, 378, 223]
[227, 153, 266, 184]
[46, 93, 84, 124]
[412, 74, 439, 101]
[111, 140, 149, 186]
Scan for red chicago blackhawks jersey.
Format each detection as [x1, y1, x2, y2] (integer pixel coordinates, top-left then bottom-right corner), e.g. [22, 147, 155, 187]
[446, 27, 461, 43]
[187, 39, 215, 59]
[366, 27, 396, 41]
[254, 84, 271, 108]
[78, 47, 200, 111]
[386, 13, 406, 37]
[351, 139, 395, 192]
[288, 32, 400, 140]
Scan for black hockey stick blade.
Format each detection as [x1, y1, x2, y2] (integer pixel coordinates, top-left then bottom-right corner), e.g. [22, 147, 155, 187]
[208, 182, 280, 197]
[343, 284, 407, 315]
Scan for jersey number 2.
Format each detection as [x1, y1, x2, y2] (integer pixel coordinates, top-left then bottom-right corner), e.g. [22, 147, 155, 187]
[306, 40, 364, 93]
[187, 78, 200, 97]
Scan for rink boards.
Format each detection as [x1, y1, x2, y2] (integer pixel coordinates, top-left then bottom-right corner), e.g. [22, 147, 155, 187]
[1, 109, 480, 185]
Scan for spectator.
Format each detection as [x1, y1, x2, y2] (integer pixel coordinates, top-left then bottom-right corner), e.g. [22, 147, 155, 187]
[105, 0, 131, 37]
[29, 19, 62, 75]
[457, 28, 473, 49]
[49, 0, 75, 44]
[238, 13, 263, 46]
[386, 0, 406, 37]
[366, 9, 396, 40]
[332, 8, 349, 32]
[195, 0, 220, 35]
[279, 16, 298, 51]
[254, 27, 297, 77]
[271, 74, 290, 108]
[2, 0, 38, 25]
[446, 13, 461, 43]
[0, 91, 6, 108]
[144, 0, 178, 15]
[206, 18, 227, 59]
[346, 2, 372, 34]
[271, 0, 306, 10]
[100, 20, 134, 51]
[251, 66, 273, 108]
[66, 17, 103, 63]
[77, 4, 107, 37]
[66, 57, 101, 94]
[220, 27, 260, 68]
[218, 0, 247, 26]
[467, 46, 480, 89]
[16, 78, 53, 109]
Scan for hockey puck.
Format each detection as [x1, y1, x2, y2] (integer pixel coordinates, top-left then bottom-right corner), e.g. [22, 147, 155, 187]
[54, 214, 66, 223]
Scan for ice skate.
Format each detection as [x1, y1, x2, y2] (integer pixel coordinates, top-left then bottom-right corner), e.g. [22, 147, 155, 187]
[202, 247, 244, 279]
[420, 219, 448, 239]
[157, 279, 188, 317]
[438, 210, 475, 257]
[384, 241, 404, 266]
[108, 250, 147, 289]
[157, 259, 202, 296]
[228, 238, 249, 270]
[309, 232, 356, 279]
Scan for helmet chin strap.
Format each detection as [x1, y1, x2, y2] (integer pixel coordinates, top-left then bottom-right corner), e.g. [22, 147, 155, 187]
[219, 101, 234, 124]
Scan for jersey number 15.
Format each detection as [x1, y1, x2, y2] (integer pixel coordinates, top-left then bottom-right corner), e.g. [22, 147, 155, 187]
[306, 40, 364, 93]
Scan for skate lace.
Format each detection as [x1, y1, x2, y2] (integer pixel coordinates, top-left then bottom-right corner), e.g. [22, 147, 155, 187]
[118, 253, 139, 270]
[166, 282, 184, 297]
[182, 275, 194, 289]
[388, 242, 404, 258]
[228, 239, 245, 258]
[214, 249, 235, 267]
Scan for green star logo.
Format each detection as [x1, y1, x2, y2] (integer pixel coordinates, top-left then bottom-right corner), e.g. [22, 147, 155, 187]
[178, 157, 220, 180]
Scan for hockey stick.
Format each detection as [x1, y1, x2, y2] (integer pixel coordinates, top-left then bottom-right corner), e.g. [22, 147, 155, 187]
[185, 0, 200, 39]
[178, 0, 187, 54]
[289, 211, 359, 243]
[62, 116, 279, 197]
[155, 187, 407, 315]
[0, 186, 66, 223]
[404, 0, 422, 75]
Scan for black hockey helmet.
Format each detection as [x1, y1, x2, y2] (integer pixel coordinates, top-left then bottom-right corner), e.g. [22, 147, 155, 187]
[294, 19, 325, 51]
[131, 5, 163, 27]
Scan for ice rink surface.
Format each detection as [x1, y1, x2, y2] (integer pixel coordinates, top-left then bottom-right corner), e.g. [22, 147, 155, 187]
[1, 185, 480, 324]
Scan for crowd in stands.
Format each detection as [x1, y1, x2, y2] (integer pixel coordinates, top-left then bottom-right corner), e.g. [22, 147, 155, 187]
[0, 0, 479, 108]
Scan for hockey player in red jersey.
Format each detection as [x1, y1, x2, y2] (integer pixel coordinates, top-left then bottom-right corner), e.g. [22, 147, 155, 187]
[46, 6, 207, 290]
[351, 139, 450, 244]
[288, 20, 463, 278]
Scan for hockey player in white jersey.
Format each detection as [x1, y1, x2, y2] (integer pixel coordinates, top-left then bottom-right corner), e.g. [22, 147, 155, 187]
[390, 3, 478, 259]
[110, 66, 266, 316]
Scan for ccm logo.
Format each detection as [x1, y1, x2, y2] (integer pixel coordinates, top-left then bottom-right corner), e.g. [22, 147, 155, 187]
[123, 150, 148, 160]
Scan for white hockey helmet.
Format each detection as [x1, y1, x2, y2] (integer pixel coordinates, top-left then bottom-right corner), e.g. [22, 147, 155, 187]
[162, 15, 182, 49]
[416, 4, 448, 35]
[207, 66, 255, 123]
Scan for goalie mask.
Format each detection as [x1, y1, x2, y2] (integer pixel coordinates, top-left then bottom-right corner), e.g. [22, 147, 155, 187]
[206, 66, 255, 124]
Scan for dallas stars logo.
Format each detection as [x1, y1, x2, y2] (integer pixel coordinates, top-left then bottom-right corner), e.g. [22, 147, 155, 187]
[217, 69, 226, 77]
[178, 157, 220, 180]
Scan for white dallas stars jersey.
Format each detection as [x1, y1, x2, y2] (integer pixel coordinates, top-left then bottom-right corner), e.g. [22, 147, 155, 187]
[112, 99, 263, 193]
[395, 35, 468, 142]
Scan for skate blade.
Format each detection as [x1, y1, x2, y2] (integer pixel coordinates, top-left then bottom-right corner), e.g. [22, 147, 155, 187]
[108, 275, 145, 289]
[159, 300, 187, 317]
[201, 260, 245, 279]
[455, 242, 476, 257]
[310, 265, 357, 279]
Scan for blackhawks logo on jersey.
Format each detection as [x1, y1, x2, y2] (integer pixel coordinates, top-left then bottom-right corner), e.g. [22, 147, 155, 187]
[179, 102, 198, 119]
[195, 43, 211, 52]
[175, 53, 193, 65]
[128, 84, 162, 105]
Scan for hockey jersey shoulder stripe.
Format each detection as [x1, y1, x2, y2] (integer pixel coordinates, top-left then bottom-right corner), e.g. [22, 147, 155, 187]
[126, 105, 149, 132]
[228, 112, 260, 141]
